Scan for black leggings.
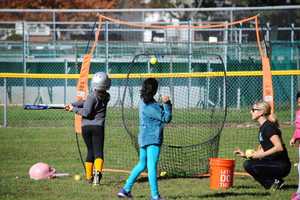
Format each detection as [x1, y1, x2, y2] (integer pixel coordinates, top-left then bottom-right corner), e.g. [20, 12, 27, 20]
[82, 125, 105, 162]
[243, 159, 291, 189]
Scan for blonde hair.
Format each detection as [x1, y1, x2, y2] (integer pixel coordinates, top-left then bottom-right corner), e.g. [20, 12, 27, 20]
[253, 100, 279, 126]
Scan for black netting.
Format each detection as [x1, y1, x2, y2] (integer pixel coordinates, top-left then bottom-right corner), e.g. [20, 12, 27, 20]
[121, 53, 227, 177]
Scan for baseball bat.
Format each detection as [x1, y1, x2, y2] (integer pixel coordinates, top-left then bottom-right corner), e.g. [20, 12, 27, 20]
[24, 104, 65, 110]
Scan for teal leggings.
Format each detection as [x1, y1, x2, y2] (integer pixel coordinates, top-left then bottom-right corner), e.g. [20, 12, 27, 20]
[124, 145, 160, 198]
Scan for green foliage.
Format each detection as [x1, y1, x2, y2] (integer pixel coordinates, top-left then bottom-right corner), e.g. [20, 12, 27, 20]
[4, 30, 23, 41]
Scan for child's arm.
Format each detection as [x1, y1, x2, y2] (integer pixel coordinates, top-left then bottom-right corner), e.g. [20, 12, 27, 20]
[65, 100, 84, 111]
[159, 95, 172, 123]
[71, 96, 95, 118]
[291, 110, 300, 145]
[143, 98, 172, 123]
[72, 100, 84, 108]
[161, 101, 172, 123]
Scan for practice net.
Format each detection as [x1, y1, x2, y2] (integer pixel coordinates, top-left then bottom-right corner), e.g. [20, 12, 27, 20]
[99, 14, 271, 177]
[121, 54, 227, 177]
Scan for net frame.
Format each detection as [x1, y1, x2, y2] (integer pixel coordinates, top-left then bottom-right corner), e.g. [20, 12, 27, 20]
[99, 13, 274, 109]
[98, 14, 274, 177]
[120, 53, 227, 177]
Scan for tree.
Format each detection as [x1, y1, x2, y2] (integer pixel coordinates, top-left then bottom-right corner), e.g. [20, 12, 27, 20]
[148, 0, 208, 21]
[0, 0, 119, 21]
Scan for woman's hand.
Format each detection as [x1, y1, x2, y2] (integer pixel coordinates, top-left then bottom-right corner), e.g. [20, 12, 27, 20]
[65, 104, 73, 112]
[250, 151, 264, 159]
[234, 148, 246, 158]
[290, 137, 296, 146]
[162, 96, 170, 103]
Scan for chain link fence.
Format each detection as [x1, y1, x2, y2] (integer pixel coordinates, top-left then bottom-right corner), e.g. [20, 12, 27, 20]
[0, 69, 299, 172]
[0, 7, 300, 172]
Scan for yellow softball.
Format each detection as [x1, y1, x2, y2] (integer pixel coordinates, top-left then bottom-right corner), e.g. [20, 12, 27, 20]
[160, 171, 167, 177]
[245, 149, 255, 158]
[73, 174, 81, 181]
[150, 56, 158, 65]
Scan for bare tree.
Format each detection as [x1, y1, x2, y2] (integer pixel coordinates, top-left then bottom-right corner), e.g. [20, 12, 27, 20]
[168, 0, 204, 20]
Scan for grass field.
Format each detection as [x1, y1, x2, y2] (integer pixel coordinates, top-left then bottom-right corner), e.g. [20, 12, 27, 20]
[0, 124, 298, 200]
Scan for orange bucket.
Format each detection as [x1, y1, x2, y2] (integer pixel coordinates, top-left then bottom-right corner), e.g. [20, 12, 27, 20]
[209, 158, 235, 190]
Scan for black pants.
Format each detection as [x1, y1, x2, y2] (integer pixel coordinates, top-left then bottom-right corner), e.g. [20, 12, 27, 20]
[243, 158, 291, 189]
[82, 125, 105, 162]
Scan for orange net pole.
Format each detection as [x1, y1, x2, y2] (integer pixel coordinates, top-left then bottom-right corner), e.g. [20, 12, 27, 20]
[74, 15, 103, 134]
[254, 16, 265, 58]
[254, 16, 274, 112]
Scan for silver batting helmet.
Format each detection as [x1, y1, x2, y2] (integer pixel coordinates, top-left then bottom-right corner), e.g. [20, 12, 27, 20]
[91, 72, 111, 91]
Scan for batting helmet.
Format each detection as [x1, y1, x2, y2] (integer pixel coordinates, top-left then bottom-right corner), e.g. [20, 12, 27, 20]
[91, 72, 111, 91]
[29, 162, 56, 180]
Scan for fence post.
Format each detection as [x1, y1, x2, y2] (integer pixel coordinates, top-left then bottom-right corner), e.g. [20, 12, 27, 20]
[291, 75, 294, 125]
[206, 61, 211, 108]
[239, 23, 242, 62]
[188, 20, 192, 108]
[230, 10, 233, 42]
[64, 59, 68, 105]
[105, 21, 109, 73]
[3, 78, 7, 128]
[290, 23, 295, 124]
[295, 47, 300, 124]
[147, 59, 151, 73]
[170, 57, 174, 105]
[266, 22, 270, 42]
[291, 23, 295, 62]
[238, 23, 242, 109]
[22, 21, 27, 106]
[52, 11, 56, 57]
[223, 22, 228, 110]
[237, 88, 241, 110]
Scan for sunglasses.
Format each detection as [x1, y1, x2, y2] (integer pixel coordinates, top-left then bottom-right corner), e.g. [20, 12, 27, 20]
[251, 108, 261, 112]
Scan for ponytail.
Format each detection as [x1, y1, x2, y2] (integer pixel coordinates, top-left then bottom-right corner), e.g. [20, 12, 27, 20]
[254, 100, 279, 127]
[268, 113, 279, 127]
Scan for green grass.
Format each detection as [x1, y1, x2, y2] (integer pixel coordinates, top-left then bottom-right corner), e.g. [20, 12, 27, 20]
[0, 126, 298, 200]
[0, 106, 297, 199]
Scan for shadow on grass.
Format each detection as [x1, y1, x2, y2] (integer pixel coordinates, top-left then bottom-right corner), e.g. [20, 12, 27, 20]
[231, 183, 298, 190]
[282, 184, 298, 189]
[233, 185, 257, 189]
[136, 176, 209, 183]
[167, 191, 270, 199]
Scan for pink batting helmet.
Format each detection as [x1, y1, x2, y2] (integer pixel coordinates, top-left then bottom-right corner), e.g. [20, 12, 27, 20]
[29, 162, 56, 180]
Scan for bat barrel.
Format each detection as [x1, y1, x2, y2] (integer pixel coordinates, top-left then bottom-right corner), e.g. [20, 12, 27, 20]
[24, 104, 65, 110]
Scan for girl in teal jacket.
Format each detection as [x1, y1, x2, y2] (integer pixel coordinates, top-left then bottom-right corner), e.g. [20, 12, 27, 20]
[118, 78, 172, 200]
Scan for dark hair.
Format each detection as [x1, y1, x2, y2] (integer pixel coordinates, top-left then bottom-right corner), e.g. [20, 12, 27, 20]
[94, 90, 110, 103]
[140, 78, 158, 104]
[297, 91, 300, 100]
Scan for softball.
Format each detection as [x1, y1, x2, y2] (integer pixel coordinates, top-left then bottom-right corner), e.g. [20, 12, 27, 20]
[150, 56, 157, 65]
[160, 171, 167, 177]
[245, 149, 255, 158]
[73, 174, 81, 181]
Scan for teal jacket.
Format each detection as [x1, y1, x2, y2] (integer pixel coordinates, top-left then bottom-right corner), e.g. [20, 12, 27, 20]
[138, 100, 172, 147]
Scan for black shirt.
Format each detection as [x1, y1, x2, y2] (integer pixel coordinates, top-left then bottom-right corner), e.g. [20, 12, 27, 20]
[258, 120, 290, 161]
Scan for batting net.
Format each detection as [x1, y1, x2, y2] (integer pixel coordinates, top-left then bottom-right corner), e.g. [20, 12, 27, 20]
[121, 54, 227, 177]
[98, 14, 270, 177]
